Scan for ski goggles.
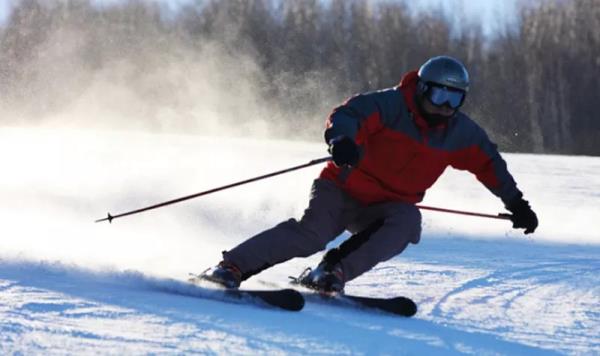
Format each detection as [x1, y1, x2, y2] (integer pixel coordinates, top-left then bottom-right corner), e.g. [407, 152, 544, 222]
[425, 85, 466, 109]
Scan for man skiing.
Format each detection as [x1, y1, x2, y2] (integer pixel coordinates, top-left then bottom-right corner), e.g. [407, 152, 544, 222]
[203, 55, 538, 292]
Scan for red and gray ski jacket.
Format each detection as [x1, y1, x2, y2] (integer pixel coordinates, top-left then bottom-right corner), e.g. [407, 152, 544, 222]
[320, 70, 522, 206]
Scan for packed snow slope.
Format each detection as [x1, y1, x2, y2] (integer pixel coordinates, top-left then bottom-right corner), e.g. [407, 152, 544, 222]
[1, 127, 598, 355]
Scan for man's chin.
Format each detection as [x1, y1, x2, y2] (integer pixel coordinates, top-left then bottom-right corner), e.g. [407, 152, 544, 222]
[423, 113, 453, 127]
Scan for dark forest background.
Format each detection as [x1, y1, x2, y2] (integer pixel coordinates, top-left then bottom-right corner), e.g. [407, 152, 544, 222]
[1, 0, 598, 155]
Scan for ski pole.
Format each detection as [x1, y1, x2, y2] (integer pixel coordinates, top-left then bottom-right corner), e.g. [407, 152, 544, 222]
[95, 156, 331, 223]
[416, 205, 512, 220]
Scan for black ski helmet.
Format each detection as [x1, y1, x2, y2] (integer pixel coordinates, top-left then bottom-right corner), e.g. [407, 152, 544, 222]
[417, 55, 469, 93]
[415, 56, 469, 126]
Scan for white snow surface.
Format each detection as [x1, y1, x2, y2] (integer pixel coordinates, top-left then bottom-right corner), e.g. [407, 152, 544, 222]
[1, 127, 598, 355]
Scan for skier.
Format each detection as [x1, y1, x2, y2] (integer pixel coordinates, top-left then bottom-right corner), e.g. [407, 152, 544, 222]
[203, 55, 538, 292]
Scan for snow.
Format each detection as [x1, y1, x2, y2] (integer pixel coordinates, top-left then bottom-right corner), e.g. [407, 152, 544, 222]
[1, 127, 598, 355]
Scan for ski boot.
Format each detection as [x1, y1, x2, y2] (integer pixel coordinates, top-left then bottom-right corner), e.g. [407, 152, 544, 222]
[294, 260, 345, 294]
[199, 261, 242, 289]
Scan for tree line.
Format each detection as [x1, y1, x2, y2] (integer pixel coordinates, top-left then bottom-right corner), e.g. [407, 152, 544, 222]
[0, 0, 598, 155]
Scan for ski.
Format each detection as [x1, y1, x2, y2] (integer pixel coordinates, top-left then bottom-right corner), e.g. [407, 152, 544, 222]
[337, 294, 417, 317]
[296, 290, 417, 317]
[288, 274, 417, 317]
[188, 274, 305, 311]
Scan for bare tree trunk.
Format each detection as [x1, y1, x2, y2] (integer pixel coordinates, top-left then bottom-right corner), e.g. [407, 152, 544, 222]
[526, 63, 545, 153]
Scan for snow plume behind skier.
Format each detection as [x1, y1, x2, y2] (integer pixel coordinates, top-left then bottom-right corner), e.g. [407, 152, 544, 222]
[202, 56, 539, 292]
[0, 15, 339, 277]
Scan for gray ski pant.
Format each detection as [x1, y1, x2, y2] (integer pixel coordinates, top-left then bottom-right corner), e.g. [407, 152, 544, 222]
[223, 179, 422, 282]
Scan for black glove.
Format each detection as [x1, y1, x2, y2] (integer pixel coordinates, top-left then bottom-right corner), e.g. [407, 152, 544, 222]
[506, 197, 538, 234]
[328, 136, 359, 167]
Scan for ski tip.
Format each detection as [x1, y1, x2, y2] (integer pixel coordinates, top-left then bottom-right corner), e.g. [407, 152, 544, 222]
[392, 296, 418, 317]
[277, 289, 305, 311]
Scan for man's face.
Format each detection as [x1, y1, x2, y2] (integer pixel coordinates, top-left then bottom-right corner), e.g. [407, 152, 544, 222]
[421, 96, 456, 117]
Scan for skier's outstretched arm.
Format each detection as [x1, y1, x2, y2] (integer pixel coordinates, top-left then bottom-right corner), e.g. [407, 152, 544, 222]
[452, 125, 539, 234]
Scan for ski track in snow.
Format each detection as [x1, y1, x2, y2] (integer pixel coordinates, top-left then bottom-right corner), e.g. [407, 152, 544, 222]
[1, 128, 599, 355]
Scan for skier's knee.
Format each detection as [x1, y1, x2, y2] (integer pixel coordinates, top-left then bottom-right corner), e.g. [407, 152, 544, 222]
[298, 221, 336, 251]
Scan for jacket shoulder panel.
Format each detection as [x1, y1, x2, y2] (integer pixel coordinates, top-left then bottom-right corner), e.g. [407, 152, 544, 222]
[369, 88, 421, 140]
[445, 112, 488, 151]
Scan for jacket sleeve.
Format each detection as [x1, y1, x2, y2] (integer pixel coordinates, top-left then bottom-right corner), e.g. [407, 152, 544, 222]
[451, 125, 523, 206]
[324, 92, 388, 144]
